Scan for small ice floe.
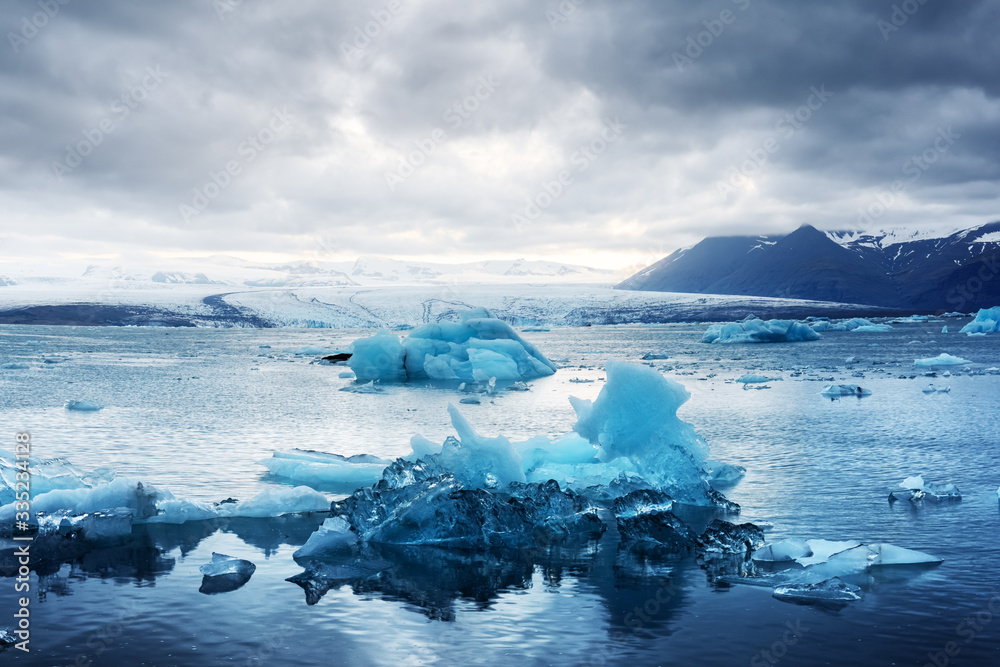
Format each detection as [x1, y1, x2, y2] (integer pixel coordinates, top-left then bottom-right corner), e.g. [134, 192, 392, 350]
[942, 325, 948, 333]
[459, 397, 481, 405]
[338, 371, 355, 379]
[914, 353, 972, 367]
[773, 578, 862, 605]
[66, 400, 103, 411]
[1, 363, 30, 370]
[888, 475, 961, 502]
[704, 460, 746, 487]
[198, 553, 256, 594]
[921, 384, 951, 394]
[338, 380, 384, 394]
[641, 352, 670, 360]
[820, 385, 871, 398]
[736, 373, 778, 384]
[853, 324, 893, 332]
[569, 377, 595, 383]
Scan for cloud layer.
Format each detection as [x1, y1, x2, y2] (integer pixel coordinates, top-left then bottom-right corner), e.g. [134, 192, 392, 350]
[2, 0, 998, 268]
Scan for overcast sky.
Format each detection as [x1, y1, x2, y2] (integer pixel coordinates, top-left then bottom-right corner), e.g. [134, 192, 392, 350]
[1, 0, 997, 271]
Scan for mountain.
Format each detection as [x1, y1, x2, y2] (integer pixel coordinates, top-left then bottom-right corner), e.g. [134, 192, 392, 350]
[617, 222, 1000, 311]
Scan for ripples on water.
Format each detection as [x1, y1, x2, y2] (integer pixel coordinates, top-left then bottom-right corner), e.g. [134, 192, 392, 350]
[1, 322, 998, 665]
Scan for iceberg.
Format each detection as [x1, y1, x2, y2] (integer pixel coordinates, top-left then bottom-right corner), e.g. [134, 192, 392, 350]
[702, 319, 820, 344]
[347, 308, 556, 383]
[66, 400, 103, 411]
[960, 306, 1000, 333]
[820, 385, 871, 398]
[914, 353, 971, 367]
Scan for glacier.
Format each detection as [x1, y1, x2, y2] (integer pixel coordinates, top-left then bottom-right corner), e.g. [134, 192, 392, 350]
[347, 308, 557, 383]
[702, 318, 820, 344]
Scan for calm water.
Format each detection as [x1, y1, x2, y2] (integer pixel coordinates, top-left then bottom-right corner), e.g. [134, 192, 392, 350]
[1, 321, 999, 666]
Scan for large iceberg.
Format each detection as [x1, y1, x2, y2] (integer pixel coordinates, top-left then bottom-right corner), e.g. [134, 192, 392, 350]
[960, 306, 1000, 333]
[347, 308, 557, 383]
[702, 319, 820, 344]
[275, 361, 734, 508]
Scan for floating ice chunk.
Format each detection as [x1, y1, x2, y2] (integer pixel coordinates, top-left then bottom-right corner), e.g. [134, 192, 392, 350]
[1, 628, 15, 648]
[914, 353, 971, 367]
[888, 475, 961, 502]
[852, 324, 893, 332]
[338, 381, 384, 394]
[257, 449, 389, 488]
[942, 325, 948, 334]
[703, 319, 820, 344]
[571, 361, 716, 506]
[705, 460, 746, 486]
[220, 486, 330, 518]
[616, 509, 696, 551]
[199, 553, 256, 594]
[753, 538, 813, 562]
[406, 434, 443, 460]
[1, 362, 30, 369]
[294, 517, 357, 558]
[825, 543, 942, 569]
[337, 371, 355, 379]
[773, 578, 861, 604]
[820, 385, 871, 398]
[200, 553, 257, 578]
[736, 373, 775, 384]
[810, 318, 875, 332]
[459, 396, 481, 404]
[66, 400, 103, 411]
[960, 306, 1000, 334]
